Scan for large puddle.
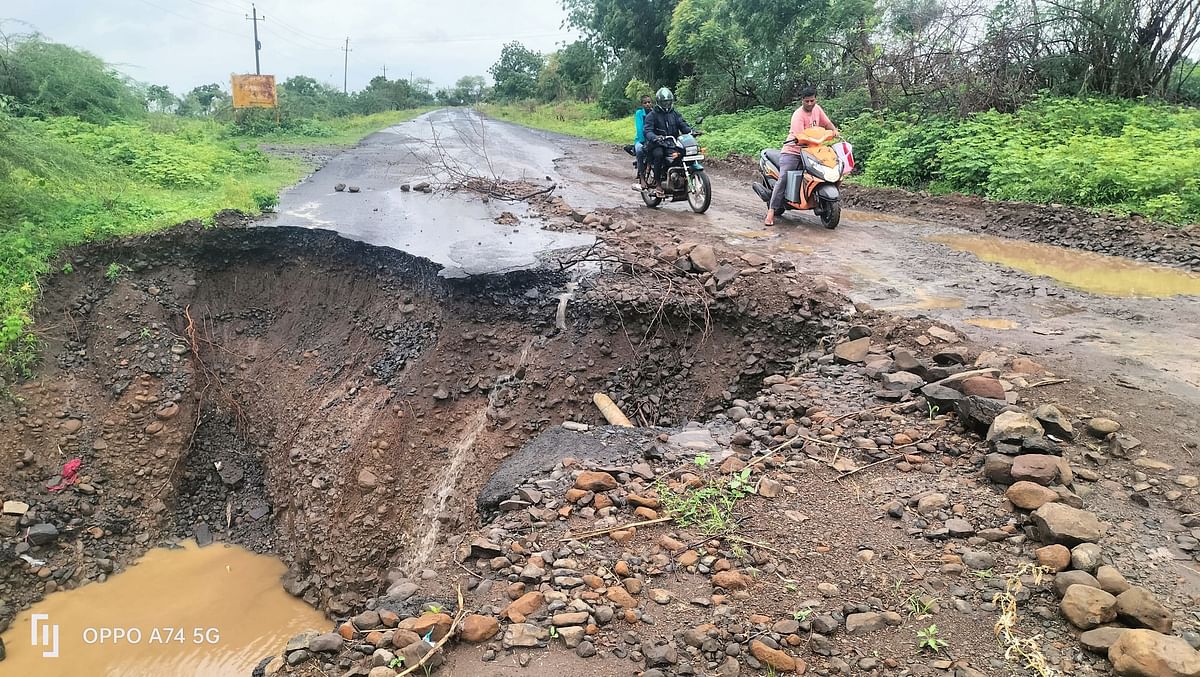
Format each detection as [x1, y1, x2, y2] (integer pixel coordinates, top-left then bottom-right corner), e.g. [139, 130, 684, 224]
[0, 542, 326, 676]
[930, 234, 1200, 297]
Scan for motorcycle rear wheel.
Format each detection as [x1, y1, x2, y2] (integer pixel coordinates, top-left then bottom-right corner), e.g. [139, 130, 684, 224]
[641, 189, 662, 208]
[687, 170, 712, 214]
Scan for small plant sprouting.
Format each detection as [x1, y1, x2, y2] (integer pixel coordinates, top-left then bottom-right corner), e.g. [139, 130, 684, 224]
[105, 263, 123, 281]
[927, 402, 940, 420]
[917, 624, 947, 652]
[729, 467, 753, 496]
[139, 326, 152, 340]
[792, 608, 813, 622]
[693, 453, 710, 468]
[61, 263, 74, 275]
[907, 593, 935, 618]
[548, 626, 559, 639]
[973, 568, 994, 579]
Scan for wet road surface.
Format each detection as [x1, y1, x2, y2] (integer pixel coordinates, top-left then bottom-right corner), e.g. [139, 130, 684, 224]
[270, 108, 1200, 421]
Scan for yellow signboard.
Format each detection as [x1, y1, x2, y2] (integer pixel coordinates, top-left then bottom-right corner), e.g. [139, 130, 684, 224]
[231, 74, 277, 109]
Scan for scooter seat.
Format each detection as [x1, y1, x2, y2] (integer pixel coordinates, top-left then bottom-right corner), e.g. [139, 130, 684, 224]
[763, 148, 782, 168]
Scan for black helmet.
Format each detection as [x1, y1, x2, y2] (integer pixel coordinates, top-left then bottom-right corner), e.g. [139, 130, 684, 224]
[655, 87, 675, 112]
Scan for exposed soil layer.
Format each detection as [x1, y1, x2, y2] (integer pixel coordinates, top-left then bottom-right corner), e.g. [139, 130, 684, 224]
[0, 215, 842, 626]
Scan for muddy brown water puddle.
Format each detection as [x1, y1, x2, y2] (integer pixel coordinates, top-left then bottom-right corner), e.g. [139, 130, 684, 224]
[930, 234, 1200, 297]
[1, 542, 325, 676]
[965, 317, 1020, 330]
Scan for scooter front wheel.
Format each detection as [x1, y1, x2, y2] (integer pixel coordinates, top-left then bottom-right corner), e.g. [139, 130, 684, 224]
[819, 199, 840, 229]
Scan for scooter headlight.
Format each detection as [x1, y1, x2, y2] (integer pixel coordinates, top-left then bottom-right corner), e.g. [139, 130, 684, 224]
[802, 152, 841, 182]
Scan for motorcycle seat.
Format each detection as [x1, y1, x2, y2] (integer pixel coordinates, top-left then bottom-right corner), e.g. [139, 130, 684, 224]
[763, 148, 782, 167]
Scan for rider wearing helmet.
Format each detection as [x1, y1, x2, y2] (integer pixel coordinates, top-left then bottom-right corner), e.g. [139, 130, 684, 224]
[643, 87, 693, 194]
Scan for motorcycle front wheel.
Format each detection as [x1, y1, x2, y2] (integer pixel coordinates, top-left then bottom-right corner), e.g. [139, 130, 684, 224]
[819, 199, 840, 229]
[687, 170, 712, 214]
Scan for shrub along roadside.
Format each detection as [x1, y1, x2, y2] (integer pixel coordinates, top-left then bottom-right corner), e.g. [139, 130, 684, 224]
[483, 97, 1200, 225]
[0, 109, 426, 376]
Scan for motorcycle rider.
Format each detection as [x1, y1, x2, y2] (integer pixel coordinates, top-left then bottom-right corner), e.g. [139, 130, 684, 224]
[764, 86, 840, 226]
[633, 94, 652, 182]
[643, 87, 693, 196]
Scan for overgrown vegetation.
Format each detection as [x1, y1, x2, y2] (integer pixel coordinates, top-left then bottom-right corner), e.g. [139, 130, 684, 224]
[0, 26, 426, 376]
[656, 467, 755, 535]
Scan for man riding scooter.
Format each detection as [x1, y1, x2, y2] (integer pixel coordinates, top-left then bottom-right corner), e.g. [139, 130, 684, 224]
[642, 87, 694, 197]
[764, 86, 840, 226]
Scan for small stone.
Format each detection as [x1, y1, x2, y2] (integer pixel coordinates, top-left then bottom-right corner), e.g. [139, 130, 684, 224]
[1035, 404, 1075, 440]
[1007, 481, 1061, 510]
[1097, 566, 1132, 595]
[1060, 585, 1118, 629]
[1036, 544, 1071, 572]
[1080, 627, 1130, 654]
[834, 337, 871, 364]
[1087, 417, 1121, 437]
[1071, 543, 1103, 573]
[502, 623, 547, 648]
[1054, 570, 1102, 597]
[461, 615, 499, 643]
[1032, 502, 1104, 545]
[574, 471, 617, 492]
[1116, 587, 1173, 633]
[750, 640, 801, 673]
[916, 493, 948, 515]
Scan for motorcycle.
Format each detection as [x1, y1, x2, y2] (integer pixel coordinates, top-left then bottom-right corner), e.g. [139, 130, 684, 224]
[752, 126, 848, 229]
[626, 119, 711, 214]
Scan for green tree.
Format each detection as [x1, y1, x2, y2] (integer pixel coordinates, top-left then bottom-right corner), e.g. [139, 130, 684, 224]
[489, 42, 544, 100]
[177, 83, 228, 116]
[562, 0, 683, 85]
[145, 84, 177, 113]
[666, 0, 757, 109]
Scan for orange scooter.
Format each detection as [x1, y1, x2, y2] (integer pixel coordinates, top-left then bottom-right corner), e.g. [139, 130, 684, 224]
[752, 127, 847, 229]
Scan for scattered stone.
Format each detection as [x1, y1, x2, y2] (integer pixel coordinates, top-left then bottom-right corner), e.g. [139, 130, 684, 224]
[1080, 627, 1130, 654]
[956, 396, 1011, 435]
[27, 524, 59, 546]
[461, 615, 499, 643]
[846, 611, 902, 635]
[988, 411, 1045, 446]
[1087, 417, 1121, 438]
[750, 640, 801, 673]
[308, 633, 344, 652]
[1007, 481, 1060, 510]
[834, 337, 871, 365]
[881, 371, 925, 391]
[1071, 543, 1103, 573]
[1054, 571, 1102, 597]
[1108, 629, 1200, 677]
[2, 501, 29, 516]
[1035, 404, 1075, 440]
[1035, 544, 1071, 571]
[1117, 587, 1173, 633]
[1061, 585, 1118, 629]
[574, 471, 617, 492]
[334, 183, 346, 191]
[916, 493, 948, 515]
[688, 245, 719, 273]
[502, 623, 548, 648]
[1032, 502, 1104, 545]
[984, 454, 1015, 484]
[1097, 566, 1132, 595]
[961, 376, 1005, 399]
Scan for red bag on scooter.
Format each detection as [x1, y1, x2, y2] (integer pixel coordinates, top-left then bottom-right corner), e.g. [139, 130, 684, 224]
[832, 141, 854, 174]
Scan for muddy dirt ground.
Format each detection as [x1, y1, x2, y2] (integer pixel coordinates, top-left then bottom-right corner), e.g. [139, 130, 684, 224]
[2, 110, 1199, 677]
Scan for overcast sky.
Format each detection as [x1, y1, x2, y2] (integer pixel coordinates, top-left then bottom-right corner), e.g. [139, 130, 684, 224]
[3, 0, 578, 94]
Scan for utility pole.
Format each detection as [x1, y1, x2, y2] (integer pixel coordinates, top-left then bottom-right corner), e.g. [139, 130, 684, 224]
[245, 3, 265, 74]
[342, 37, 351, 93]
[382, 64, 387, 79]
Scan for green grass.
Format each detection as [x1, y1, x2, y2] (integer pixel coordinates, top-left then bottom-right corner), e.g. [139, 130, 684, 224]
[481, 102, 631, 145]
[242, 109, 436, 146]
[0, 109, 422, 376]
[655, 467, 755, 535]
